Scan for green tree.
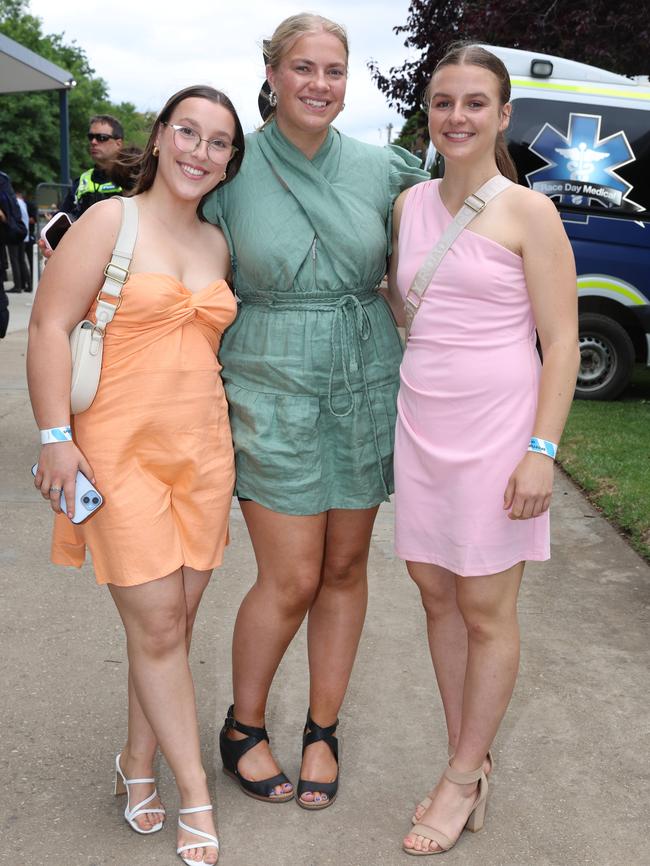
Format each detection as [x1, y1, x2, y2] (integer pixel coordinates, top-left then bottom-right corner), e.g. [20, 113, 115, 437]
[371, 0, 650, 121]
[0, 0, 150, 193]
[393, 109, 428, 154]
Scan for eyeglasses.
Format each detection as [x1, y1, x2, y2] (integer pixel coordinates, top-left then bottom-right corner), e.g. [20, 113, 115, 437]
[87, 132, 119, 142]
[161, 123, 237, 164]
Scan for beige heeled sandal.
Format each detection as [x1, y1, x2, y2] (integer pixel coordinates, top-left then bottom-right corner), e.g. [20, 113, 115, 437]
[405, 765, 488, 856]
[411, 744, 493, 825]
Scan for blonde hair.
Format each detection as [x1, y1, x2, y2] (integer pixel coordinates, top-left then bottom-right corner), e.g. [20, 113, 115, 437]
[426, 43, 518, 184]
[261, 13, 349, 121]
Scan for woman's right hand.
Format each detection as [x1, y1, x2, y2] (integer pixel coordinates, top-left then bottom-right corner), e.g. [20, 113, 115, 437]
[33, 442, 94, 519]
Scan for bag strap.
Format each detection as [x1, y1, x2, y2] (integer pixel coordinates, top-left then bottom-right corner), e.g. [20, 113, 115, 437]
[92, 196, 139, 334]
[404, 175, 512, 341]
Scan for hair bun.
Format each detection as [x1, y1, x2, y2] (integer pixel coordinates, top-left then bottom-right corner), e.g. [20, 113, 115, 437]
[259, 41, 273, 120]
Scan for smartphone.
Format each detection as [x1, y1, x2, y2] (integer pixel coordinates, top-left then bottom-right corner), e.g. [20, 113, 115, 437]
[31, 464, 103, 523]
[40, 212, 72, 250]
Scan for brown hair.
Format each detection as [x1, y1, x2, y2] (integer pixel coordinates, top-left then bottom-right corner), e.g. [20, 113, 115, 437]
[426, 43, 518, 183]
[261, 13, 349, 123]
[131, 85, 245, 217]
[109, 146, 144, 193]
[89, 114, 124, 140]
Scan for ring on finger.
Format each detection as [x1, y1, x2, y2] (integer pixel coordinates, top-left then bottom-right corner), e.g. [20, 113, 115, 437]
[49, 486, 62, 496]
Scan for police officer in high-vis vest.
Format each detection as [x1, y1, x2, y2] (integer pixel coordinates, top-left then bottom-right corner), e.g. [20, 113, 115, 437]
[60, 115, 124, 219]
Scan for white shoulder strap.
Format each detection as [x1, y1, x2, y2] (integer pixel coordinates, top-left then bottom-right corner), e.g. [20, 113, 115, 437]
[93, 196, 139, 333]
[404, 175, 512, 341]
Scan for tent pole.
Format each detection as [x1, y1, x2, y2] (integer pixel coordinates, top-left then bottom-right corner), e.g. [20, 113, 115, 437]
[58, 88, 71, 186]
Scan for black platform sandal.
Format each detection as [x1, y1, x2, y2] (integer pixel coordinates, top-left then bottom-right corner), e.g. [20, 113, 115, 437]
[296, 711, 339, 810]
[219, 705, 294, 803]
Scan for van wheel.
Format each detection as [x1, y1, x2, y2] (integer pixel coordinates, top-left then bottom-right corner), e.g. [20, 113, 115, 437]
[575, 313, 634, 400]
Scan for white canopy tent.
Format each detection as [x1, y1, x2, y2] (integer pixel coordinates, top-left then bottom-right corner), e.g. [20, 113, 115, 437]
[0, 31, 75, 183]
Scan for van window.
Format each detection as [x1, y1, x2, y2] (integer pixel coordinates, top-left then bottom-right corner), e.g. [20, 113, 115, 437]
[508, 98, 649, 218]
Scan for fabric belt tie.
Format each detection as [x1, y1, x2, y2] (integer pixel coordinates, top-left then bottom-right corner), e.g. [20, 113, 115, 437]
[242, 290, 389, 498]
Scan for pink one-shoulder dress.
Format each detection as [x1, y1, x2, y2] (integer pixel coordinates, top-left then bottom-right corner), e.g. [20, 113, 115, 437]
[394, 180, 550, 576]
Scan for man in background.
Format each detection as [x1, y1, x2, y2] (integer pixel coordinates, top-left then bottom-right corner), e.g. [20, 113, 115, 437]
[15, 189, 36, 292]
[0, 169, 29, 295]
[60, 115, 124, 219]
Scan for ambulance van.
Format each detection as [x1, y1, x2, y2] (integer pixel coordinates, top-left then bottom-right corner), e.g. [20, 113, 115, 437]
[428, 47, 650, 399]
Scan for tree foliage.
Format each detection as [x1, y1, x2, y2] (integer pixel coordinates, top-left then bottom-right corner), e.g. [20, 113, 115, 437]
[0, 0, 151, 193]
[393, 109, 428, 154]
[370, 0, 650, 118]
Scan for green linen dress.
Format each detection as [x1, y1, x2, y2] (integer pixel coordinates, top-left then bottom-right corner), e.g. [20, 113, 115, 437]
[203, 120, 427, 515]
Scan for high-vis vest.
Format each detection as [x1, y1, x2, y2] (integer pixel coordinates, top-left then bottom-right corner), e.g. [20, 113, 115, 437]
[74, 169, 122, 203]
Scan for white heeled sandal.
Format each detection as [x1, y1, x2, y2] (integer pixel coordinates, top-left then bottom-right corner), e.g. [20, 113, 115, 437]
[177, 805, 219, 865]
[114, 753, 165, 834]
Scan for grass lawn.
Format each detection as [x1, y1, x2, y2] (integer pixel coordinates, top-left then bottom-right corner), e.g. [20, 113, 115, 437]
[558, 364, 650, 562]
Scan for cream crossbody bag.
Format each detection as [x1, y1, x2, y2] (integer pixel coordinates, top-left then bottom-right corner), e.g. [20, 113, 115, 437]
[69, 196, 138, 414]
[404, 175, 512, 342]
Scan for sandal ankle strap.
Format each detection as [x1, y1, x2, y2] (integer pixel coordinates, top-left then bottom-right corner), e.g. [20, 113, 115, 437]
[115, 754, 156, 787]
[304, 713, 339, 737]
[444, 765, 484, 785]
[223, 704, 269, 743]
[302, 711, 339, 760]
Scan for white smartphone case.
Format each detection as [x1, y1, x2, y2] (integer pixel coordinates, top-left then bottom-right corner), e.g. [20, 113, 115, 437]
[31, 464, 103, 523]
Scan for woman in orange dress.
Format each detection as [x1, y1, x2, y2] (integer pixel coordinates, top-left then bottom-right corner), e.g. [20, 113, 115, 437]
[27, 85, 244, 865]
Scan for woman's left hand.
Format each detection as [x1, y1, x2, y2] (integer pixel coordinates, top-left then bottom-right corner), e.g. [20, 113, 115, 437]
[503, 452, 554, 520]
[38, 237, 54, 261]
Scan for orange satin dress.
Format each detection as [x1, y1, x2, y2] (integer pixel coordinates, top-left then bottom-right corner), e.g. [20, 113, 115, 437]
[51, 273, 237, 586]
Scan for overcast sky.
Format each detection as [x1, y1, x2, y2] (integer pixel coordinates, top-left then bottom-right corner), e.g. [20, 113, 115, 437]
[28, 0, 417, 144]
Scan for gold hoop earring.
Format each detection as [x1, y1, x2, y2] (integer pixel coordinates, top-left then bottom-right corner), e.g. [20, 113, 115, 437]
[152, 145, 159, 157]
[220, 171, 227, 182]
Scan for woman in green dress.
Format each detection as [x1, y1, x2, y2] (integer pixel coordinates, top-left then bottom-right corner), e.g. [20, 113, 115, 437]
[204, 13, 427, 809]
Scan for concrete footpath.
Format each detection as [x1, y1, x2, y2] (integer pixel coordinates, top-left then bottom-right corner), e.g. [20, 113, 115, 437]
[1, 309, 649, 865]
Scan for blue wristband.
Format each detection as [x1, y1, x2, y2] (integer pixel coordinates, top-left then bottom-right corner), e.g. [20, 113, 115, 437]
[40, 426, 73, 445]
[528, 437, 557, 460]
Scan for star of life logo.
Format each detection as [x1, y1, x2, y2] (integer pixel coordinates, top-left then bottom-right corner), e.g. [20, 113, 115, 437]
[526, 113, 642, 212]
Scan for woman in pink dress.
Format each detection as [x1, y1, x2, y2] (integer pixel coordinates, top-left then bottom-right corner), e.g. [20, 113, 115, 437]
[387, 45, 580, 855]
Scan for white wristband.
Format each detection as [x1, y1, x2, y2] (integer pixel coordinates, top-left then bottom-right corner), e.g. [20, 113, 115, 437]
[40, 426, 73, 445]
[528, 437, 557, 460]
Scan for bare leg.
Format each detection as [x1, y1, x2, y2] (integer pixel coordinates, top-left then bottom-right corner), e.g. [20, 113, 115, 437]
[226, 502, 327, 795]
[407, 562, 469, 823]
[298, 506, 378, 804]
[408, 562, 467, 748]
[453, 563, 523, 769]
[408, 561, 498, 822]
[110, 568, 218, 864]
[405, 562, 523, 854]
[118, 567, 212, 832]
[118, 672, 161, 831]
